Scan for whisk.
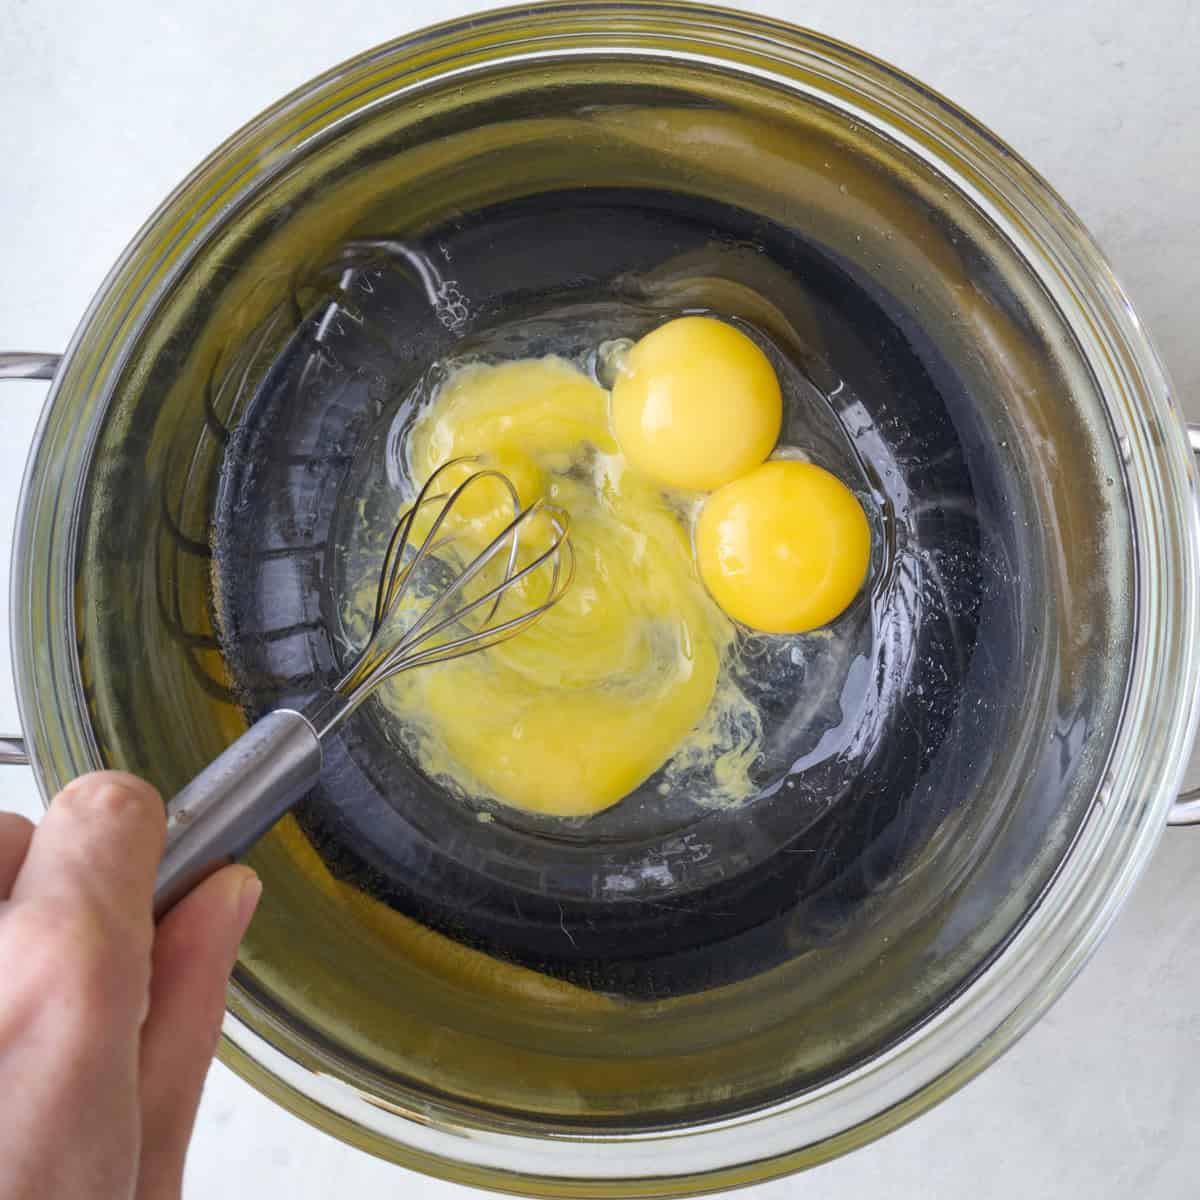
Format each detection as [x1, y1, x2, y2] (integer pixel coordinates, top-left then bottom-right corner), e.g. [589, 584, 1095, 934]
[153, 460, 573, 916]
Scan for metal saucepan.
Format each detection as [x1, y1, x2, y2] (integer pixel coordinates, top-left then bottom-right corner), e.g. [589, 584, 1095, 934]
[4, 4, 1198, 1195]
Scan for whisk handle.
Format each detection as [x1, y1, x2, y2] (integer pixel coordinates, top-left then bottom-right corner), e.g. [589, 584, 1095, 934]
[153, 710, 322, 918]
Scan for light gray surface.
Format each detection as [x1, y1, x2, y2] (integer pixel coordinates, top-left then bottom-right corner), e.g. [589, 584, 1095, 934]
[2, 0, 1198, 1196]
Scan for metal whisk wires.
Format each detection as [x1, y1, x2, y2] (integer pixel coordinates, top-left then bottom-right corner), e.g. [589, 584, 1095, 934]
[313, 459, 574, 738]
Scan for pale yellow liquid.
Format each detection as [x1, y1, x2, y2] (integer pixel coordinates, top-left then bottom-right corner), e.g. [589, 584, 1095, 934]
[347, 355, 760, 818]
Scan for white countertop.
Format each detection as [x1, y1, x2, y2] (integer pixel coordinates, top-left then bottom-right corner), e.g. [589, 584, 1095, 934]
[2, 1, 1199, 1197]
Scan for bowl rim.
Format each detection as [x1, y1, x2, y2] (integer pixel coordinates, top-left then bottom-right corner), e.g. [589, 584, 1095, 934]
[12, 2, 1200, 1193]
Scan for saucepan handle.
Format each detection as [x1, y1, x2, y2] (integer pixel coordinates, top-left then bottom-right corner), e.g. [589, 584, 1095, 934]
[0, 351, 63, 767]
[1171, 788, 1200, 825]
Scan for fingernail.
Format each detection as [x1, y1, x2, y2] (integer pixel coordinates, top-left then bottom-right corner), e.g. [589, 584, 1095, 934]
[235, 872, 263, 930]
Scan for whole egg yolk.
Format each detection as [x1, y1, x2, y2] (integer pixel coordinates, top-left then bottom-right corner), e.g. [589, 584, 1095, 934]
[696, 460, 870, 634]
[611, 316, 782, 491]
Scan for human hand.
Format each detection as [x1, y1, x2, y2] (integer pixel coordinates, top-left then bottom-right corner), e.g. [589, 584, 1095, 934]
[0, 771, 260, 1200]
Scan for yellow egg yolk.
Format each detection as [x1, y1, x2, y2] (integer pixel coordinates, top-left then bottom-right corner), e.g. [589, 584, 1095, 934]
[610, 316, 782, 491]
[696, 460, 871, 634]
[348, 356, 760, 818]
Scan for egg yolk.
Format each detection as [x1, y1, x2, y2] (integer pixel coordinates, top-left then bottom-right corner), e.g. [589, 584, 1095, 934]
[610, 316, 782, 491]
[696, 460, 870, 634]
[350, 355, 760, 818]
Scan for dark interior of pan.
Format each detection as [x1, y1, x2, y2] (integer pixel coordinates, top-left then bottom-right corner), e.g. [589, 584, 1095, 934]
[210, 186, 1019, 999]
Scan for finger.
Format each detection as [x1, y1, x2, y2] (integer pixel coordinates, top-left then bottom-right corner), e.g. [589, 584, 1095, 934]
[0, 812, 34, 897]
[0, 793, 152, 1200]
[11, 771, 164, 949]
[137, 864, 261, 1200]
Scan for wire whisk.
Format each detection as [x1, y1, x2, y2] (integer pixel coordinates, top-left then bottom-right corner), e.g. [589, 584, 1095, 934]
[311, 458, 574, 737]
[154, 458, 573, 916]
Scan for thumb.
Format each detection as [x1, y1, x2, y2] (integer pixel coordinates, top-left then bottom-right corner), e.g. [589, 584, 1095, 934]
[136, 865, 261, 1200]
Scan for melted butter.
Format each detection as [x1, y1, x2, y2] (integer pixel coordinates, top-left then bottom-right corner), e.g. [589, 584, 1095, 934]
[348, 355, 760, 818]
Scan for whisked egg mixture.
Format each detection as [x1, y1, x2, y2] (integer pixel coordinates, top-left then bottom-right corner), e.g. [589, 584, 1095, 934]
[341, 316, 870, 819]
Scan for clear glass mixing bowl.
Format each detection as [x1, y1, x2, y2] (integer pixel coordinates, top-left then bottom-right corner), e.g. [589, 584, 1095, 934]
[10, 4, 1200, 1194]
